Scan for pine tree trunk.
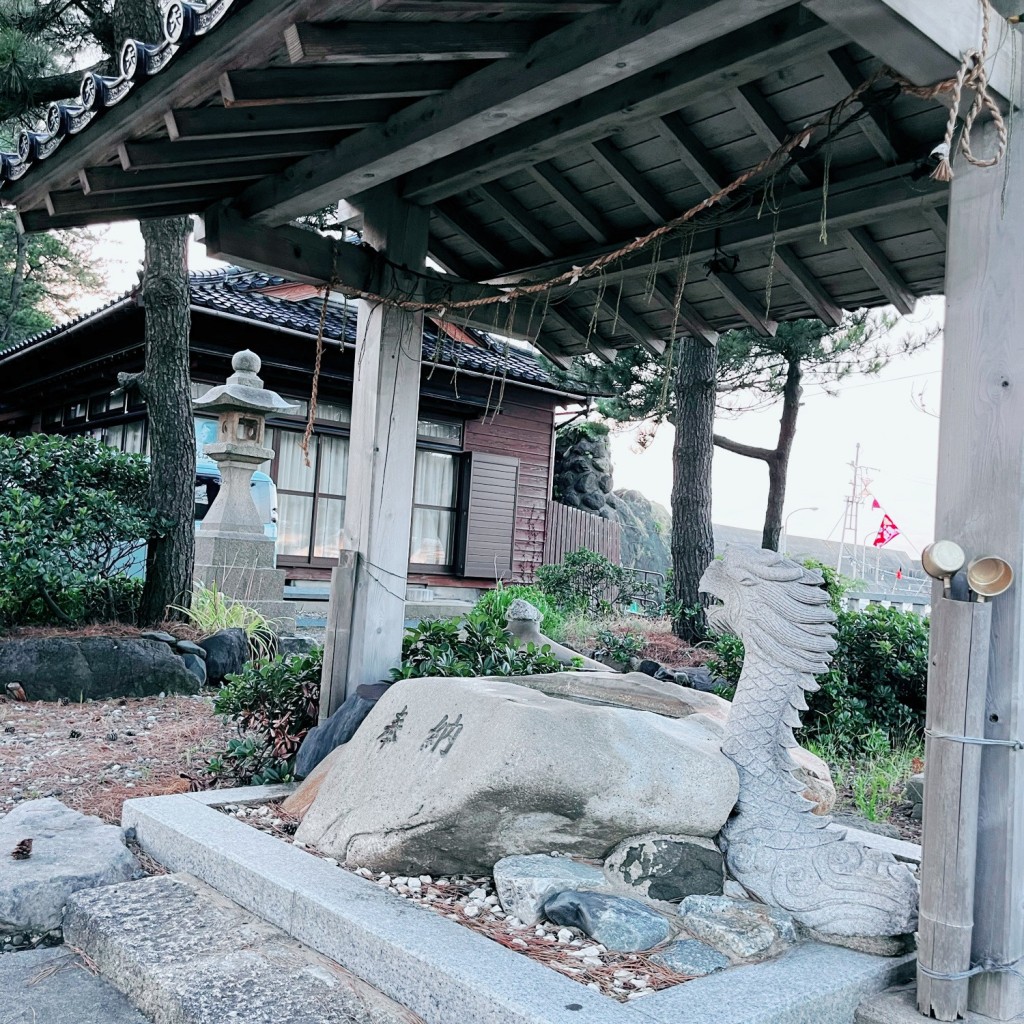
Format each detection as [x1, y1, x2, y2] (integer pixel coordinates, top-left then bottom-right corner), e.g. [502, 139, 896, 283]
[670, 336, 717, 642]
[761, 358, 802, 551]
[137, 217, 195, 625]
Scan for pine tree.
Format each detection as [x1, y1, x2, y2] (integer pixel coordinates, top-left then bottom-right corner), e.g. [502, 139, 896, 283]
[0, 0, 195, 624]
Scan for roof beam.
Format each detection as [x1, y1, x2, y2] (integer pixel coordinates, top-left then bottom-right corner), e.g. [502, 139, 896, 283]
[527, 163, 611, 243]
[730, 83, 814, 187]
[601, 296, 666, 356]
[589, 138, 675, 224]
[19, 199, 203, 232]
[80, 161, 288, 194]
[839, 226, 916, 315]
[199, 203, 550, 344]
[236, 0, 804, 224]
[547, 308, 617, 363]
[5, 0, 335, 210]
[433, 202, 508, 271]
[119, 134, 336, 170]
[220, 66, 462, 106]
[651, 279, 720, 345]
[657, 111, 728, 193]
[165, 100, 403, 140]
[371, 0, 612, 11]
[490, 164, 948, 291]
[921, 205, 948, 246]
[706, 268, 778, 336]
[804, 0, 1016, 107]
[402, 9, 839, 203]
[284, 21, 536, 63]
[823, 47, 900, 164]
[477, 182, 555, 258]
[771, 244, 844, 327]
[46, 184, 235, 219]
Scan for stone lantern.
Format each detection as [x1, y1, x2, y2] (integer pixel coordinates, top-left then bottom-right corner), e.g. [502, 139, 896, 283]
[193, 350, 298, 632]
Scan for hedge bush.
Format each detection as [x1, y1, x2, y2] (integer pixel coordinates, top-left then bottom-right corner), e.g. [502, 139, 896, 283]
[0, 434, 153, 627]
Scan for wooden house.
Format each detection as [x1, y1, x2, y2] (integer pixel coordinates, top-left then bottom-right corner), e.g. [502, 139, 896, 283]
[0, 267, 603, 600]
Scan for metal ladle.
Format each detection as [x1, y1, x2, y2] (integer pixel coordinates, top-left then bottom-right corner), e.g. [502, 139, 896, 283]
[922, 540, 967, 597]
[966, 556, 1014, 602]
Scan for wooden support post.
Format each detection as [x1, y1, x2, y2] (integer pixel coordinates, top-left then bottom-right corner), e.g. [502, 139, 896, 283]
[917, 597, 990, 1021]
[936, 120, 1024, 1022]
[321, 188, 428, 710]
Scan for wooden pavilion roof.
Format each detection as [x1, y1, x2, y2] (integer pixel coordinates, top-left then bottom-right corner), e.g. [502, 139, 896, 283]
[1, 0, 1017, 365]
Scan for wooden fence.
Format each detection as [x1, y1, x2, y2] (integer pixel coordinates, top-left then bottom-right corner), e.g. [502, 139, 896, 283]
[543, 500, 621, 566]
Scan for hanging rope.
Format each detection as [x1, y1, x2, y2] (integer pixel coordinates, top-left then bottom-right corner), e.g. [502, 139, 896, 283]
[300, 283, 332, 468]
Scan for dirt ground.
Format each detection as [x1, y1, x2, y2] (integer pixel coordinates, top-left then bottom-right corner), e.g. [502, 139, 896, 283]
[0, 694, 232, 824]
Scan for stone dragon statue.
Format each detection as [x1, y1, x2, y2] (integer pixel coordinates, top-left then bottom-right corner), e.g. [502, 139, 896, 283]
[700, 545, 919, 939]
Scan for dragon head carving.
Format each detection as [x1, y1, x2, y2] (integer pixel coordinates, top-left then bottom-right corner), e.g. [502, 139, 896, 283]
[699, 545, 837, 675]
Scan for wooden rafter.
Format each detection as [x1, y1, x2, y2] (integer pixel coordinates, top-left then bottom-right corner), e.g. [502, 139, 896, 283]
[839, 226, 916, 315]
[433, 201, 508, 271]
[165, 100, 402, 140]
[706, 267, 779, 336]
[527, 163, 611, 243]
[823, 47, 900, 164]
[547, 307, 616, 364]
[477, 182, 555, 258]
[589, 138, 675, 224]
[730, 83, 816, 188]
[371, 0, 613, 12]
[402, 9, 840, 203]
[600, 296, 666, 356]
[657, 111, 728, 193]
[119, 134, 337, 170]
[284, 22, 537, 63]
[772, 244, 844, 327]
[221, 66, 464, 106]
[235, 0, 804, 224]
[79, 161, 288, 195]
[651, 279, 720, 345]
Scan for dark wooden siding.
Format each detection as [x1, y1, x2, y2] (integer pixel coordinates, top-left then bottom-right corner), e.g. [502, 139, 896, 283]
[544, 500, 622, 566]
[461, 452, 519, 580]
[464, 393, 556, 581]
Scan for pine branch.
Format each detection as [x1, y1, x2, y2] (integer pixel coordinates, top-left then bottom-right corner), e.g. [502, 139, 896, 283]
[712, 433, 776, 462]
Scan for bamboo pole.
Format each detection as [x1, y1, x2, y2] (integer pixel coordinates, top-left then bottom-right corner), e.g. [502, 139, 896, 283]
[917, 596, 990, 1020]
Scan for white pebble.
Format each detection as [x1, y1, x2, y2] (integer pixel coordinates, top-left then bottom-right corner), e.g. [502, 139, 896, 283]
[582, 957, 602, 968]
[355, 867, 373, 878]
[323, 858, 339, 868]
[627, 990, 654, 1000]
[463, 905, 480, 918]
[484, 894, 499, 906]
[511, 938, 528, 949]
[613, 969, 632, 979]
[469, 887, 487, 900]
[419, 875, 433, 885]
[557, 929, 573, 943]
[293, 840, 307, 849]
[378, 874, 392, 886]
[534, 926, 547, 937]
[393, 876, 409, 887]
[629, 978, 649, 989]
[587, 983, 600, 992]
[407, 878, 422, 891]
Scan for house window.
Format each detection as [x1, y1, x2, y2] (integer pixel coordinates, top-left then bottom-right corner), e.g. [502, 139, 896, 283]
[273, 428, 349, 565]
[409, 449, 459, 568]
[86, 419, 146, 454]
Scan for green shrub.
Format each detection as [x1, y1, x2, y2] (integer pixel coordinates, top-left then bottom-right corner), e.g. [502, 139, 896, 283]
[536, 548, 659, 616]
[207, 648, 322, 785]
[393, 618, 562, 679]
[593, 628, 646, 665]
[0, 434, 154, 627]
[470, 583, 565, 641]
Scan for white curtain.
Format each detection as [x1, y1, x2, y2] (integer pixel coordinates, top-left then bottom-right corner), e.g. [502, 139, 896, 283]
[410, 451, 455, 565]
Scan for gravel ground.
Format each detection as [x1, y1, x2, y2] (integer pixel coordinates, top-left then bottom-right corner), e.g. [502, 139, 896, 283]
[225, 801, 704, 1001]
[0, 694, 233, 824]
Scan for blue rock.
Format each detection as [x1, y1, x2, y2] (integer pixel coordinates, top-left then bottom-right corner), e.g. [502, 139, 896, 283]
[541, 891, 672, 952]
[295, 683, 391, 778]
[174, 640, 206, 660]
[180, 653, 207, 687]
[650, 938, 729, 976]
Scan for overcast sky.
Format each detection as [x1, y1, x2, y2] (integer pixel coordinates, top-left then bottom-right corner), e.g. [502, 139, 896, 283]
[87, 223, 943, 562]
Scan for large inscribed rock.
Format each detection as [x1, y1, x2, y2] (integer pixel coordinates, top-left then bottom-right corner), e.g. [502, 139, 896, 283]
[699, 546, 919, 939]
[296, 677, 738, 874]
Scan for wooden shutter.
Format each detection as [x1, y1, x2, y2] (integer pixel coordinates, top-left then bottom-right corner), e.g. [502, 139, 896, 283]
[457, 452, 519, 579]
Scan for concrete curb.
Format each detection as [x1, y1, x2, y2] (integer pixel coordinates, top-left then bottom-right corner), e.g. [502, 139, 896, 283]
[123, 788, 915, 1024]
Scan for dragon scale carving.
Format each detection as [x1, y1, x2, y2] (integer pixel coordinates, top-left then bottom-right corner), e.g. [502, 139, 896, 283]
[700, 546, 919, 938]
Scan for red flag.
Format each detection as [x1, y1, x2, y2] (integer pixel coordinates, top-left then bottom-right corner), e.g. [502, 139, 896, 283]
[873, 514, 900, 548]
[871, 498, 881, 509]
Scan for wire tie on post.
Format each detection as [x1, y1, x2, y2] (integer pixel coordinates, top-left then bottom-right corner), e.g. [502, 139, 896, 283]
[925, 728, 1024, 750]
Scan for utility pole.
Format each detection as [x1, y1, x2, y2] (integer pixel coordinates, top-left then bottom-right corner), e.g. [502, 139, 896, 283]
[835, 443, 879, 578]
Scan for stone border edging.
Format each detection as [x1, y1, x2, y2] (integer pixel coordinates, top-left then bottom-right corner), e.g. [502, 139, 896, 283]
[122, 788, 915, 1024]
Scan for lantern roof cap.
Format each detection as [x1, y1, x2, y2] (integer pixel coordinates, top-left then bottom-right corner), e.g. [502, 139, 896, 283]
[193, 348, 298, 416]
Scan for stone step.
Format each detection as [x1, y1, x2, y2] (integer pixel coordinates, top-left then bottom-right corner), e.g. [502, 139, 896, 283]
[64, 872, 423, 1024]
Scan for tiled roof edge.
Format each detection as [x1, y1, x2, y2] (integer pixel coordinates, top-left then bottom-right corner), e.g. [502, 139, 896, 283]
[0, 0, 239, 187]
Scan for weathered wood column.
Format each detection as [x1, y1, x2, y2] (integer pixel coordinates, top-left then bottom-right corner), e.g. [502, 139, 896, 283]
[321, 189, 428, 714]
[936, 120, 1024, 1021]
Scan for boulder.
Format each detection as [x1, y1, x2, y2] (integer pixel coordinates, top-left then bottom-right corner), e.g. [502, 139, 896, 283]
[493, 854, 611, 926]
[677, 895, 798, 961]
[504, 671, 835, 814]
[0, 799, 141, 935]
[0, 638, 200, 702]
[174, 640, 206, 659]
[650, 938, 729, 976]
[296, 677, 738, 874]
[295, 683, 391, 778]
[198, 628, 249, 685]
[541, 891, 672, 952]
[180, 653, 208, 687]
[277, 635, 317, 660]
[604, 834, 724, 902]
